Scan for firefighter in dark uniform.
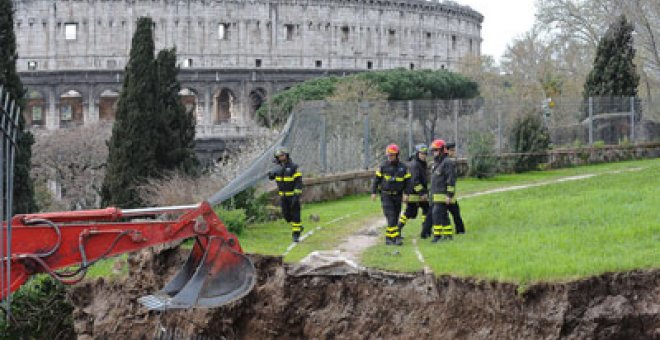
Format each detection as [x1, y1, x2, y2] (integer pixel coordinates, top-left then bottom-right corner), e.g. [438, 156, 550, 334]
[268, 147, 304, 242]
[371, 144, 412, 246]
[429, 139, 455, 242]
[397, 144, 431, 239]
[445, 142, 465, 234]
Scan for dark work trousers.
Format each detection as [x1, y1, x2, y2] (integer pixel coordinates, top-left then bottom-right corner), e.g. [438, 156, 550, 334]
[381, 193, 403, 230]
[421, 204, 433, 237]
[280, 195, 301, 224]
[401, 201, 430, 233]
[431, 202, 451, 228]
[448, 202, 465, 234]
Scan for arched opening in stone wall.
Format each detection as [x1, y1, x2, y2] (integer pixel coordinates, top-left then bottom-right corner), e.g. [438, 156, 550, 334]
[26, 90, 45, 127]
[179, 88, 199, 123]
[249, 88, 267, 120]
[99, 90, 120, 121]
[59, 90, 84, 127]
[213, 88, 235, 124]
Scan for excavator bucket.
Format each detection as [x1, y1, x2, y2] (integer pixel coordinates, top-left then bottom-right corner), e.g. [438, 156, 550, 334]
[138, 235, 256, 310]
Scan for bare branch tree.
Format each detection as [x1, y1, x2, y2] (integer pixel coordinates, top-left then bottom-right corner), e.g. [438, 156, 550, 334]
[31, 123, 112, 211]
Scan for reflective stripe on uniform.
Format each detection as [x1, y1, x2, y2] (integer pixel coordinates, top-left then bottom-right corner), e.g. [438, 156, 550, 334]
[399, 215, 408, 224]
[385, 226, 400, 237]
[375, 171, 383, 177]
[433, 225, 443, 236]
[291, 222, 303, 232]
[279, 191, 295, 196]
[414, 184, 424, 192]
[447, 185, 455, 193]
[407, 194, 420, 202]
[441, 225, 453, 236]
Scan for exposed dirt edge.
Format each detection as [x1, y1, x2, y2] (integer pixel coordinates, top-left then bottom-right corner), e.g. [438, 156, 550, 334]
[69, 247, 659, 339]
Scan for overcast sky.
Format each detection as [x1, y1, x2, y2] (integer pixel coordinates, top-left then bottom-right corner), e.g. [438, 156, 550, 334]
[456, 0, 537, 62]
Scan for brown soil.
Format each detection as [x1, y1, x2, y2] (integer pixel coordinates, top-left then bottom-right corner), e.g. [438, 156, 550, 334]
[68, 246, 660, 339]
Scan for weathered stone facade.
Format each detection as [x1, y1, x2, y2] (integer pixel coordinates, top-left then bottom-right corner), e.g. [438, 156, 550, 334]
[14, 0, 482, 72]
[12, 0, 482, 151]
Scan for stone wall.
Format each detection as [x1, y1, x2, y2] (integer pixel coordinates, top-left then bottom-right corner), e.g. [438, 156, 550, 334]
[14, 0, 482, 73]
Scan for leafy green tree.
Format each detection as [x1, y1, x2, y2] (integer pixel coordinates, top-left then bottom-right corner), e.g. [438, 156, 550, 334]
[0, 0, 37, 213]
[155, 48, 198, 175]
[584, 15, 639, 98]
[102, 17, 160, 208]
[510, 111, 551, 172]
[467, 132, 498, 178]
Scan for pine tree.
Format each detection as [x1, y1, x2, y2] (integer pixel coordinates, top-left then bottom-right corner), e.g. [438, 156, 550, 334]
[155, 48, 198, 175]
[584, 15, 639, 97]
[0, 0, 37, 214]
[101, 17, 160, 208]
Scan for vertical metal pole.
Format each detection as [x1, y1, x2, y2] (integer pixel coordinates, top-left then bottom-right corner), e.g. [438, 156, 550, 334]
[588, 97, 593, 146]
[497, 101, 502, 154]
[630, 97, 635, 143]
[6, 103, 19, 322]
[407, 100, 413, 157]
[320, 113, 327, 174]
[363, 112, 370, 170]
[0, 86, 5, 322]
[453, 99, 459, 155]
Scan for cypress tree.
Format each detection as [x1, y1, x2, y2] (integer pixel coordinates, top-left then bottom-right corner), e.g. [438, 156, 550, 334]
[101, 17, 160, 208]
[155, 48, 198, 175]
[0, 0, 37, 213]
[584, 15, 639, 97]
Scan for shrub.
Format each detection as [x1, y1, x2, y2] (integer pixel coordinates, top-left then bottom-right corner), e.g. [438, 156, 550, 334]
[215, 208, 247, 235]
[221, 187, 271, 223]
[467, 132, 498, 178]
[510, 112, 551, 172]
[0, 276, 75, 339]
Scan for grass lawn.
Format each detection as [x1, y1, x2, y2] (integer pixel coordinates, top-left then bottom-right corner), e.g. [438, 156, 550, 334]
[85, 158, 659, 282]
[362, 158, 660, 284]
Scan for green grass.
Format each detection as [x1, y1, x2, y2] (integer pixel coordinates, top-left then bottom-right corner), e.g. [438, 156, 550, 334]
[82, 158, 659, 283]
[238, 194, 382, 261]
[362, 159, 660, 284]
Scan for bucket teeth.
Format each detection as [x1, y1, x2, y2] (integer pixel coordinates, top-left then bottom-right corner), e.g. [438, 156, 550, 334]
[138, 294, 172, 311]
[137, 236, 256, 310]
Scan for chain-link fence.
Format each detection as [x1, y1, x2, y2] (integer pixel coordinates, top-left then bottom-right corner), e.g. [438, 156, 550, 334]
[1, 85, 22, 321]
[209, 95, 654, 202]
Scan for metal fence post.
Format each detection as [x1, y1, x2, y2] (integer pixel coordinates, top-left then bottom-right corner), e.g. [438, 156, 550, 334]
[0, 86, 5, 322]
[588, 97, 593, 145]
[497, 101, 502, 154]
[320, 113, 327, 174]
[407, 100, 413, 157]
[363, 111, 370, 170]
[453, 99, 459, 155]
[630, 96, 635, 143]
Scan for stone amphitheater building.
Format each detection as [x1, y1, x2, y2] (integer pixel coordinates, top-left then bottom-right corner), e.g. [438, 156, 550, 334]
[13, 0, 482, 152]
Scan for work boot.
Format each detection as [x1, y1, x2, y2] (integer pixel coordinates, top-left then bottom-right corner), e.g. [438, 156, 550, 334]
[292, 231, 301, 242]
[443, 235, 453, 241]
[420, 232, 430, 239]
[431, 236, 442, 243]
[393, 236, 403, 246]
[385, 237, 394, 246]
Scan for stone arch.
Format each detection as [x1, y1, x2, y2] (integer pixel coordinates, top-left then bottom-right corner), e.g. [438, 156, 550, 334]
[99, 89, 120, 121]
[213, 88, 236, 124]
[59, 89, 84, 127]
[25, 89, 46, 127]
[248, 87, 267, 119]
[179, 87, 199, 121]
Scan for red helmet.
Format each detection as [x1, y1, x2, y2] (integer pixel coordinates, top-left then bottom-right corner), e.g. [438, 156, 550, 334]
[430, 139, 445, 150]
[385, 143, 400, 155]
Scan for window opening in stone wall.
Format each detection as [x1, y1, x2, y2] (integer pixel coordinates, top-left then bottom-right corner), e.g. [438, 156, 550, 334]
[255, 59, 262, 67]
[388, 29, 396, 46]
[367, 61, 373, 69]
[451, 35, 457, 50]
[469, 39, 473, 54]
[107, 60, 117, 69]
[27, 90, 44, 126]
[316, 60, 322, 68]
[341, 26, 349, 42]
[410, 63, 414, 70]
[65, 23, 78, 40]
[183, 58, 193, 68]
[426, 32, 432, 48]
[285, 24, 294, 41]
[27, 61, 38, 70]
[218, 24, 227, 40]
[99, 90, 120, 121]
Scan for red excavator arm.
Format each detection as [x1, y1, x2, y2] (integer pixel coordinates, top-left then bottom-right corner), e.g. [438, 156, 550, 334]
[1, 201, 256, 310]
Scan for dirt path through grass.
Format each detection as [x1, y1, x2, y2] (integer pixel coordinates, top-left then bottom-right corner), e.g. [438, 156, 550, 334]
[335, 167, 646, 268]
